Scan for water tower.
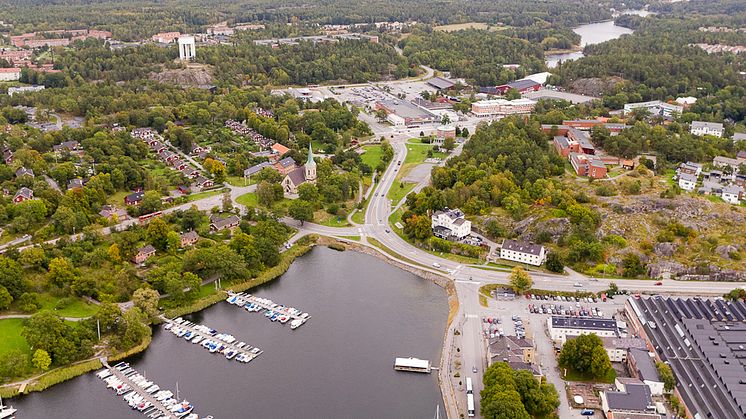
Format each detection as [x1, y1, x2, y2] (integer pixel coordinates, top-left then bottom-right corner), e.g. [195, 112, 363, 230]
[177, 35, 196, 61]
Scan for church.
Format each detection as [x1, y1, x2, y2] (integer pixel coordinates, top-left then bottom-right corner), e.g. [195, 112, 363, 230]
[281, 143, 317, 195]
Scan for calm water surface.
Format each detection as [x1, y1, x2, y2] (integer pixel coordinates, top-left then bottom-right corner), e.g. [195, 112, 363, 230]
[11, 247, 448, 418]
[545, 10, 646, 67]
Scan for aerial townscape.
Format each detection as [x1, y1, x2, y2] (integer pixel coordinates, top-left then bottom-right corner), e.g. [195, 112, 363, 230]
[0, 0, 745, 418]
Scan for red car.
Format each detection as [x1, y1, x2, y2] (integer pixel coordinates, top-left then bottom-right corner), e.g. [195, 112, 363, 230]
[655, 281, 663, 286]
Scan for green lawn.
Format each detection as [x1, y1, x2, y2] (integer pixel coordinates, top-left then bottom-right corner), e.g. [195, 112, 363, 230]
[360, 145, 384, 169]
[106, 190, 129, 206]
[225, 176, 256, 187]
[34, 295, 98, 318]
[236, 192, 258, 207]
[387, 182, 416, 205]
[314, 210, 351, 227]
[338, 235, 361, 241]
[0, 319, 30, 356]
[186, 188, 224, 203]
[403, 143, 445, 165]
[562, 367, 616, 384]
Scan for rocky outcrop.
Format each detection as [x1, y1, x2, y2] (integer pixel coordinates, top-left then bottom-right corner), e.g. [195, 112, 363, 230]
[715, 245, 739, 259]
[654, 242, 677, 257]
[519, 217, 570, 243]
[569, 76, 624, 97]
[150, 64, 213, 87]
[647, 260, 686, 279]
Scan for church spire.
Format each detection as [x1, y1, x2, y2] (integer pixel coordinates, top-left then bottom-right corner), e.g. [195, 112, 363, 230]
[306, 142, 316, 166]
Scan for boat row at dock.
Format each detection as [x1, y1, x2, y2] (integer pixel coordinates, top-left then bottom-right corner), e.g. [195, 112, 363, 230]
[164, 317, 263, 363]
[226, 292, 311, 330]
[97, 361, 210, 419]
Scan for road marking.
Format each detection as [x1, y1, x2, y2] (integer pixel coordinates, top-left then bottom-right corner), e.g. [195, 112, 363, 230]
[465, 314, 479, 319]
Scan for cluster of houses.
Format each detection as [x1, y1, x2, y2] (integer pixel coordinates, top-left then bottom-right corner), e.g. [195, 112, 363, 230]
[131, 128, 213, 191]
[676, 152, 746, 204]
[225, 119, 275, 149]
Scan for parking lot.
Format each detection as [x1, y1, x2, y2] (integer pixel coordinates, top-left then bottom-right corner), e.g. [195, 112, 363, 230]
[477, 292, 629, 418]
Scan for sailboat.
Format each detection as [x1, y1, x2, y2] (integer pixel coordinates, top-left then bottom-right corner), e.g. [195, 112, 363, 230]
[0, 397, 17, 419]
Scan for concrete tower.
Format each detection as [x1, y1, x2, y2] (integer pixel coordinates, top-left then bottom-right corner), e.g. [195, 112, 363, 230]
[304, 142, 317, 182]
[178, 35, 196, 61]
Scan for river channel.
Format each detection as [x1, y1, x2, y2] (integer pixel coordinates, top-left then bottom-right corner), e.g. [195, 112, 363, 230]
[545, 10, 652, 68]
[10, 247, 448, 418]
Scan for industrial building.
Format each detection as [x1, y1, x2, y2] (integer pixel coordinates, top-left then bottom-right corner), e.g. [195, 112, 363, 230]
[625, 296, 746, 419]
[547, 316, 624, 343]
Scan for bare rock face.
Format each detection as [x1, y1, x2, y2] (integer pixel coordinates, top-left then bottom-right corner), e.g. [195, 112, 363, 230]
[520, 218, 570, 243]
[150, 64, 213, 87]
[609, 247, 649, 265]
[715, 245, 739, 259]
[654, 242, 677, 257]
[568, 76, 624, 97]
[647, 260, 686, 278]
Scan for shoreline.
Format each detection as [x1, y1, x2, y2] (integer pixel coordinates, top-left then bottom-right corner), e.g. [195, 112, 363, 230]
[1, 239, 316, 400]
[4, 235, 460, 416]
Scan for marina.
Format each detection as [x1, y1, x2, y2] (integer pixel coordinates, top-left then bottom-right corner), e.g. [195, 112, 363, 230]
[394, 357, 432, 373]
[98, 361, 209, 419]
[226, 292, 311, 330]
[164, 317, 263, 363]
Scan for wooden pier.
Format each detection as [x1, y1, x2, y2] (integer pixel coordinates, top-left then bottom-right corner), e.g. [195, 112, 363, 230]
[101, 360, 179, 419]
[165, 317, 263, 362]
[227, 292, 311, 328]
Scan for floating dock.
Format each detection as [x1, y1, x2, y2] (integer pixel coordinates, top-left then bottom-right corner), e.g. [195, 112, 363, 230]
[226, 292, 311, 330]
[394, 357, 432, 373]
[98, 360, 202, 418]
[165, 317, 263, 363]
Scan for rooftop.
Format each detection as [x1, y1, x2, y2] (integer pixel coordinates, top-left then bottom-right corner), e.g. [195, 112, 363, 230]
[501, 239, 544, 256]
[427, 76, 455, 90]
[691, 120, 724, 130]
[604, 383, 654, 412]
[551, 316, 618, 332]
[628, 348, 661, 383]
[627, 296, 746, 418]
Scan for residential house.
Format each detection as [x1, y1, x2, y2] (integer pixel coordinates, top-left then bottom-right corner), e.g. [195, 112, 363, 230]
[488, 335, 537, 370]
[627, 348, 665, 396]
[193, 176, 214, 190]
[180, 231, 199, 247]
[13, 187, 33, 203]
[677, 161, 702, 176]
[281, 144, 317, 195]
[0, 68, 21, 82]
[733, 133, 746, 143]
[181, 167, 199, 179]
[67, 178, 84, 190]
[500, 239, 546, 266]
[3, 148, 13, 164]
[713, 155, 745, 172]
[678, 173, 697, 191]
[52, 141, 80, 154]
[271, 143, 291, 156]
[133, 245, 156, 264]
[14, 167, 34, 178]
[600, 382, 659, 419]
[99, 205, 128, 222]
[431, 207, 472, 240]
[209, 214, 240, 232]
[124, 191, 144, 206]
[721, 184, 743, 205]
[690, 121, 724, 138]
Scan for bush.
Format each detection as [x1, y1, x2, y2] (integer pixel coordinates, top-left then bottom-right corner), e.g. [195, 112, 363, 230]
[595, 184, 617, 196]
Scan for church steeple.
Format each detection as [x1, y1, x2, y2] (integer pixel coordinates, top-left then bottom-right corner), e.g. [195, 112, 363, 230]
[304, 142, 317, 182]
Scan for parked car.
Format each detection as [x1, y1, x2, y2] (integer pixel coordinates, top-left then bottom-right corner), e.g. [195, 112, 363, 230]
[580, 409, 595, 416]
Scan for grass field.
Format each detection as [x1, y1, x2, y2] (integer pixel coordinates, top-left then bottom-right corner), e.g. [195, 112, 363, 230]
[562, 367, 617, 384]
[314, 210, 351, 227]
[236, 192, 258, 206]
[186, 189, 224, 203]
[225, 176, 256, 187]
[106, 190, 129, 206]
[35, 295, 98, 318]
[360, 145, 384, 169]
[387, 182, 416, 205]
[0, 319, 30, 356]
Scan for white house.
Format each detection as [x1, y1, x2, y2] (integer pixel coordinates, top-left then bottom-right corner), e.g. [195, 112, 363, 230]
[721, 184, 743, 205]
[386, 113, 405, 127]
[500, 239, 546, 266]
[690, 121, 724, 138]
[431, 208, 471, 240]
[678, 173, 697, 191]
[548, 316, 621, 344]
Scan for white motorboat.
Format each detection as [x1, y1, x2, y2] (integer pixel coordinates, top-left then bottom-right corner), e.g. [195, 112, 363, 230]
[0, 397, 17, 419]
